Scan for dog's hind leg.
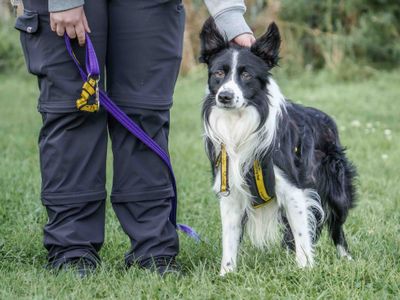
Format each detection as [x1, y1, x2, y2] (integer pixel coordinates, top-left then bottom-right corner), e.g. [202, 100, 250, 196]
[219, 190, 246, 276]
[319, 141, 356, 260]
[329, 214, 352, 260]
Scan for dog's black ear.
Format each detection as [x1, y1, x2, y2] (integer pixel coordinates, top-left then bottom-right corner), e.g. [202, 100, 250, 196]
[251, 22, 281, 68]
[199, 17, 228, 64]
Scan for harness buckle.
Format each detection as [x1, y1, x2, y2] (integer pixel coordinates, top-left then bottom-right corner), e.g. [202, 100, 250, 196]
[217, 190, 231, 197]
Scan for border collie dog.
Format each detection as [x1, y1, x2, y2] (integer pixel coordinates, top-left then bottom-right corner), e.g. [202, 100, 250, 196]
[200, 19, 357, 276]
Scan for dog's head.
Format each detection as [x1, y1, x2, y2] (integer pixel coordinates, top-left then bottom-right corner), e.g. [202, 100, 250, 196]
[200, 18, 281, 111]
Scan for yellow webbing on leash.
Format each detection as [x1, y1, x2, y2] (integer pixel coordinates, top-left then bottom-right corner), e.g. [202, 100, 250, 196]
[76, 77, 100, 112]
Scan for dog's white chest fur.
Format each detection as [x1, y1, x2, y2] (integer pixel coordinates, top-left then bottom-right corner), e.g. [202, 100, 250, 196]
[207, 105, 261, 194]
[208, 106, 260, 151]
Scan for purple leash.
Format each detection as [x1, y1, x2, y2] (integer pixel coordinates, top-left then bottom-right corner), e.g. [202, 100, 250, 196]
[64, 34, 200, 242]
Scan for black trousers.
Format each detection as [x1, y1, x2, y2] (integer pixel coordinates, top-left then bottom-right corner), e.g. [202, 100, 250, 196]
[18, 0, 185, 266]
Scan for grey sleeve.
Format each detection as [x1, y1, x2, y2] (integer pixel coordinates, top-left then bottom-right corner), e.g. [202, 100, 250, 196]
[204, 0, 252, 41]
[48, 0, 84, 12]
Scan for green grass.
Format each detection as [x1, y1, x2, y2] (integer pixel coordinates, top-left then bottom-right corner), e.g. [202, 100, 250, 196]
[0, 67, 399, 299]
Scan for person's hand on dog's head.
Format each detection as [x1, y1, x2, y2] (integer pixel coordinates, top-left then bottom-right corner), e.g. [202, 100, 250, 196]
[232, 33, 256, 47]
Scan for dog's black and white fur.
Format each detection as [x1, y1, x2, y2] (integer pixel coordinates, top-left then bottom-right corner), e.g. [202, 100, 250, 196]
[200, 19, 357, 276]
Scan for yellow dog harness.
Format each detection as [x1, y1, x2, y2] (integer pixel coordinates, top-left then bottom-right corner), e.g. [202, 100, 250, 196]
[216, 144, 275, 208]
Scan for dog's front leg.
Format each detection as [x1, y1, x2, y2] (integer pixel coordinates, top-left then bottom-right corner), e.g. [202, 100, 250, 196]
[219, 192, 246, 276]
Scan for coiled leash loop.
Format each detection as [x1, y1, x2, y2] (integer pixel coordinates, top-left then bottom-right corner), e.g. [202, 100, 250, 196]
[64, 34, 200, 242]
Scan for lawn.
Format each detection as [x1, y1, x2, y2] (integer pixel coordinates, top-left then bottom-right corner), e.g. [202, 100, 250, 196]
[0, 66, 399, 299]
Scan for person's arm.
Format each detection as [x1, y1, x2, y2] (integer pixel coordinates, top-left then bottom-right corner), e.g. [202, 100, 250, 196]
[48, 0, 90, 46]
[204, 0, 255, 47]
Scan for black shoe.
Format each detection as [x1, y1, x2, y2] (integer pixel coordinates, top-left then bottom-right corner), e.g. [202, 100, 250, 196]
[139, 256, 181, 277]
[56, 257, 97, 278]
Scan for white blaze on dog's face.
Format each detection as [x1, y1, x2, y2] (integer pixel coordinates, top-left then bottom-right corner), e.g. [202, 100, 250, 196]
[214, 51, 245, 109]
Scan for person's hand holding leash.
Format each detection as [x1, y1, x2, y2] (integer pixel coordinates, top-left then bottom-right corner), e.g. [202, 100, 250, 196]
[50, 6, 91, 46]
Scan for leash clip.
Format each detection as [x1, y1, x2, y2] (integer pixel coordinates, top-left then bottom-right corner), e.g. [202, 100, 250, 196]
[95, 80, 100, 110]
[92, 75, 100, 111]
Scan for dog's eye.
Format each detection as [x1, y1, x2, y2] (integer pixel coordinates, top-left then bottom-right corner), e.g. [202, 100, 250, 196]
[214, 70, 225, 78]
[241, 71, 252, 80]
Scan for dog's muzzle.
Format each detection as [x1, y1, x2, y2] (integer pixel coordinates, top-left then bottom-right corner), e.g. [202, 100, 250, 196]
[216, 89, 237, 109]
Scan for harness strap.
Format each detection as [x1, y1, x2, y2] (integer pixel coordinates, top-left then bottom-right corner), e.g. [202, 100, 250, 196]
[252, 160, 273, 208]
[217, 144, 274, 208]
[217, 144, 229, 196]
[64, 34, 200, 242]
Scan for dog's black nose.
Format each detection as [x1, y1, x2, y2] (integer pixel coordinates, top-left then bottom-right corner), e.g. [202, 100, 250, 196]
[218, 91, 234, 104]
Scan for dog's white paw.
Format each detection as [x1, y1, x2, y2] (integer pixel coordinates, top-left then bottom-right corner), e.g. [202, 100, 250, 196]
[219, 263, 235, 276]
[337, 245, 353, 260]
[296, 253, 314, 268]
[343, 254, 353, 261]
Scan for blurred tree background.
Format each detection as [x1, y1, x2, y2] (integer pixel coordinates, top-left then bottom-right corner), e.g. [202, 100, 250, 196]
[1, 0, 399, 77]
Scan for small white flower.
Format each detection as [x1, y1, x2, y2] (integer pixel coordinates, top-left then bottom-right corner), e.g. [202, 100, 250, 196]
[381, 154, 388, 160]
[366, 122, 373, 128]
[384, 129, 392, 136]
[351, 120, 361, 127]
